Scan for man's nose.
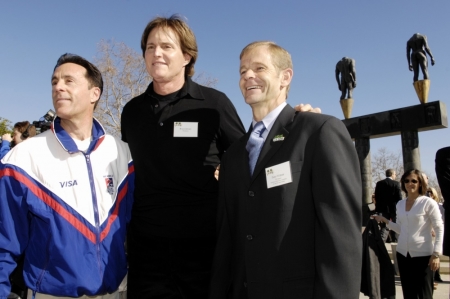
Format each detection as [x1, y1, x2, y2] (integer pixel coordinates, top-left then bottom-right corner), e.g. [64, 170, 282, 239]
[243, 70, 255, 80]
[53, 80, 64, 90]
[154, 46, 162, 56]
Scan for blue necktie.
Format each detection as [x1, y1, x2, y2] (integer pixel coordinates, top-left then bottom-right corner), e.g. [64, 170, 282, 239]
[246, 121, 266, 175]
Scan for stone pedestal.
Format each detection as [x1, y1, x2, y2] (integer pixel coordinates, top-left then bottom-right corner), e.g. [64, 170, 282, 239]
[340, 98, 354, 119]
[413, 79, 430, 104]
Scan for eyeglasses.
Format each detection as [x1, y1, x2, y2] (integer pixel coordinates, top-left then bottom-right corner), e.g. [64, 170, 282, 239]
[403, 179, 418, 184]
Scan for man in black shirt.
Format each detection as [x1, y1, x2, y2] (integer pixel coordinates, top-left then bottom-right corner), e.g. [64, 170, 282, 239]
[122, 15, 318, 298]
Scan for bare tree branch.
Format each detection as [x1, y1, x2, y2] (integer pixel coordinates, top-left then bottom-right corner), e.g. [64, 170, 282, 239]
[371, 147, 442, 199]
[93, 39, 151, 137]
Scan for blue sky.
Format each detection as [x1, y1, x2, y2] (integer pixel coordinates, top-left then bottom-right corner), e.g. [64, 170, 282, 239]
[1, 0, 449, 177]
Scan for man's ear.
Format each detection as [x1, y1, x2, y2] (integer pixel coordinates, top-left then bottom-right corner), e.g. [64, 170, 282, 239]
[183, 53, 192, 66]
[280, 68, 293, 88]
[91, 87, 101, 104]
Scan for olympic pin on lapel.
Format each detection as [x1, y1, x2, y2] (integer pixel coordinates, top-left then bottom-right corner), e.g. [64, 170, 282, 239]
[272, 134, 285, 142]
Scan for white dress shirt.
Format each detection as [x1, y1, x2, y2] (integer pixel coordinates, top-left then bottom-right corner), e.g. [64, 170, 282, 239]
[250, 102, 287, 142]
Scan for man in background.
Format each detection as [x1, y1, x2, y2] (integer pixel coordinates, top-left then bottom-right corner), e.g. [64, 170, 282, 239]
[374, 169, 402, 243]
[435, 148, 450, 256]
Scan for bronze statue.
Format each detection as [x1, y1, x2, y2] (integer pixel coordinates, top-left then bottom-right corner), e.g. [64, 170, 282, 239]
[407, 33, 435, 82]
[335, 57, 356, 100]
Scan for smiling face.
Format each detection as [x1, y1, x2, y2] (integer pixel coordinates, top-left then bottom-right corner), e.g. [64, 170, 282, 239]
[144, 27, 191, 85]
[239, 46, 292, 112]
[403, 173, 421, 197]
[51, 63, 100, 121]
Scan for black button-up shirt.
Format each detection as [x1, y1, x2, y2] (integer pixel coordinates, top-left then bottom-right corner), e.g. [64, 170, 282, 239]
[122, 77, 245, 237]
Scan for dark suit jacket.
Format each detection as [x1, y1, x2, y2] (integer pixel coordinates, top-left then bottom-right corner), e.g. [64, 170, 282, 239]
[374, 178, 402, 217]
[360, 219, 395, 299]
[210, 105, 362, 299]
[435, 147, 450, 256]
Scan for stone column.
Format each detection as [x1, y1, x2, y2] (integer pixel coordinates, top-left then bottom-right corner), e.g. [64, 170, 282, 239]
[401, 130, 421, 171]
[355, 137, 372, 225]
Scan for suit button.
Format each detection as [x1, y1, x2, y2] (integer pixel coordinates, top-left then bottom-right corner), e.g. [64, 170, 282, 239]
[244, 282, 247, 288]
[248, 191, 254, 197]
[246, 234, 253, 240]
[160, 122, 164, 126]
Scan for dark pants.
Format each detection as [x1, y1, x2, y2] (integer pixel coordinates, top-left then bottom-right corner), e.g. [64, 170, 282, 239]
[127, 233, 216, 299]
[397, 252, 433, 299]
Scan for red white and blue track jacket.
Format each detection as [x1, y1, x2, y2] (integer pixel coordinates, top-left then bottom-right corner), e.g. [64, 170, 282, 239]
[0, 118, 134, 298]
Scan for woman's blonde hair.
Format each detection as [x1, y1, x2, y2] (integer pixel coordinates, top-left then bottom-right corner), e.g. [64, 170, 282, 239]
[428, 187, 440, 203]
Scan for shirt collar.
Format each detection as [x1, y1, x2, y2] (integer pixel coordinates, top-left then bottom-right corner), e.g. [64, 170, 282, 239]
[251, 102, 287, 138]
[51, 117, 106, 154]
[145, 76, 205, 101]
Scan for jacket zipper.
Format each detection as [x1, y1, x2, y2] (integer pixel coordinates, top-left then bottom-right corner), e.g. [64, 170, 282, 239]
[84, 153, 103, 282]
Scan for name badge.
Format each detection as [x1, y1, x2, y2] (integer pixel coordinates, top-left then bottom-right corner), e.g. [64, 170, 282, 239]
[173, 122, 198, 137]
[265, 161, 293, 189]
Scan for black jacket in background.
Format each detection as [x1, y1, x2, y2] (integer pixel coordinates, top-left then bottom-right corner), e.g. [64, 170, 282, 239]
[361, 219, 396, 299]
[435, 147, 450, 256]
[374, 178, 402, 217]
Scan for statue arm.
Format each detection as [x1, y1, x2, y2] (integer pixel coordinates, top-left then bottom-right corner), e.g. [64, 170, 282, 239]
[423, 38, 435, 65]
[350, 61, 356, 86]
[335, 68, 341, 90]
[406, 43, 413, 70]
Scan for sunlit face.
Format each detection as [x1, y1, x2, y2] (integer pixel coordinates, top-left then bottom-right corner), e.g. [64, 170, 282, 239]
[239, 46, 289, 108]
[51, 63, 99, 121]
[144, 27, 191, 84]
[403, 173, 421, 196]
[12, 128, 23, 144]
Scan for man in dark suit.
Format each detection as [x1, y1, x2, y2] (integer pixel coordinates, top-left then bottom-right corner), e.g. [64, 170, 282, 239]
[374, 169, 402, 243]
[209, 41, 362, 299]
[435, 147, 450, 256]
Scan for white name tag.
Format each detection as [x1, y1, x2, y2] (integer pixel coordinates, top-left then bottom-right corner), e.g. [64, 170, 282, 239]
[265, 161, 293, 189]
[173, 122, 198, 137]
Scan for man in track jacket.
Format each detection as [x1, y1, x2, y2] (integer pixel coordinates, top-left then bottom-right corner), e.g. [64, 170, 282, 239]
[0, 54, 134, 299]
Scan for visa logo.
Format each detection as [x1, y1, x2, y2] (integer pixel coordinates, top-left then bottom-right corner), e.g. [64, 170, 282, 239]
[60, 180, 78, 188]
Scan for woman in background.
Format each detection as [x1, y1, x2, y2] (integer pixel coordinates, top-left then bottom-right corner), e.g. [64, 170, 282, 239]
[373, 169, 443, 299]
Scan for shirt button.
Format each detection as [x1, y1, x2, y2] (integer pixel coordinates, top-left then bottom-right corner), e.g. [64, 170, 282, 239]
[246, 235, 253, 240]
[248, 191, 254, 197]
[155, 104, 159, 108]
[160, 122, 163, 126]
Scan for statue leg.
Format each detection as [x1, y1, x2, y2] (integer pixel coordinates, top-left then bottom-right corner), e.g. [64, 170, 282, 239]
[412, 60, 419, 82]
[348, 87, 353, 99]
[419, 57, 429, 80]
[340, 83, 346, 100]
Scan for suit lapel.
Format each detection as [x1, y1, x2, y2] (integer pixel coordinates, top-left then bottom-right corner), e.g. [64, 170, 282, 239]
[251, 105, 296, 182]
